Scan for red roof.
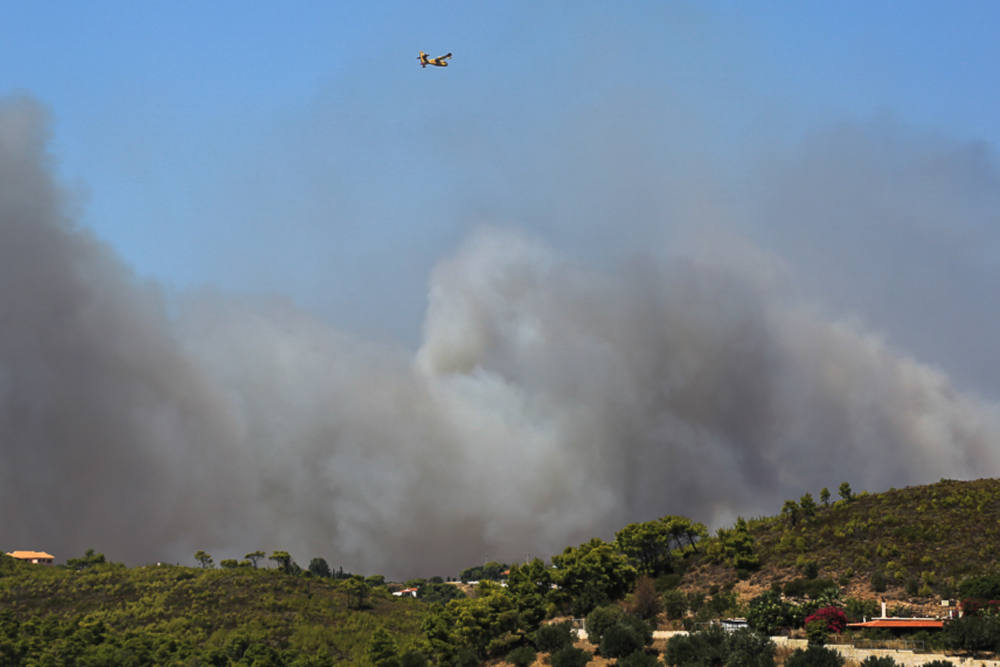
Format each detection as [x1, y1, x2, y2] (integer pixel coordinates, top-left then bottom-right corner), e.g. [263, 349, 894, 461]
[847, 619, 943, 629]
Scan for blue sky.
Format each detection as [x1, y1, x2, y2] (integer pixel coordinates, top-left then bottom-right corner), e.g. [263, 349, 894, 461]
[6, 1, 1000, 570]
[5, 1, 1000, 344]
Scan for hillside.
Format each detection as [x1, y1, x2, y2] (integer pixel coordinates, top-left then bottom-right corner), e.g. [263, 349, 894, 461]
[5, 478, 1000, 665]
[0, 557, 426, 665]
[681, 478, 1000, 611]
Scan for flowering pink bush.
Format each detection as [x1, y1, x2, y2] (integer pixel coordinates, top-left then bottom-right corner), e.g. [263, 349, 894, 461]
[804, 606, 847, 633]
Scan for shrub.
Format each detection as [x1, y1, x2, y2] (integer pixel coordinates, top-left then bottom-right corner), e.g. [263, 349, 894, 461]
[663, 589, 687, 619]
[664, 625, 775, 667]
[747, 591, 797, 636]
[859, 657, 899, 667]
[727, 627, 776, 667]
[921, 662, 954, 667]
[532, 621, 573, 653]
[505, 645, 536, 667]
[548, 645, 590, 667]
[783, 645, 844, 667]
[399, 651, 428, 667]
[585, 604, 625, 640]
[628, 576, 662, 620]
[617, 650, 659, 667]
[783, 577, 837, 599]
[598, 622, 646, 659]
[803, 606, 848, 633]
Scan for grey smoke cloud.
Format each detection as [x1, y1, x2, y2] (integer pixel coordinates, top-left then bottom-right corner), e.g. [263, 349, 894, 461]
[2, 96, 999, 577]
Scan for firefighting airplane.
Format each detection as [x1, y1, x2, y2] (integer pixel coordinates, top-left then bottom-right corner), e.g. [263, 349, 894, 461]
[418, 51, 452, 68]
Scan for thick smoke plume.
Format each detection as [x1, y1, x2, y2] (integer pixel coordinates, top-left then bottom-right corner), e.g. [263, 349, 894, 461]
[2, 97, 998, 577]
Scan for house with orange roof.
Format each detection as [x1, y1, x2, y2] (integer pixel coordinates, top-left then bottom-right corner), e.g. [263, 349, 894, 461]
[6, 550, 55, 565]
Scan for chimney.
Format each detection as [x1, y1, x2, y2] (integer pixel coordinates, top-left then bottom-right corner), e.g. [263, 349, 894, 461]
[881, 599, 887, 619]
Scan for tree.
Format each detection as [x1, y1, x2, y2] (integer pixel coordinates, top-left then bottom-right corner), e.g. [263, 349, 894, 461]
[194, 550, 213, 569]
[747, 591, 797, 636]
[662, 515, 709, 553]
[219, 559, 239, 569]
[548, 645, 589, 667]
[820, 487, 831, 506]
[344, 576, 370, 610]
[66, 549, 106, 570]
[709, 517, 760, 572]
[838, 482, 854, 502]
[615, 520, 675, 575]
[506, 645, 536, 667]
[585, 605, 652, 658]
[663, 624, 729, 667]
[800, 493, 817, 520]
[532, 621, 573, 653]
[269, 550, 294, 574]
[245, 551, 266, 569]
[663, 589, 687, 620]
[505, 558, 552, 629]
[726, 627, 777, 667]
[551, 538, 637, 616]
[368, 627, 399, 667]
[628, 576, 661, 620]
[781, 500, 800, 527]
[308, 558, 331, 578]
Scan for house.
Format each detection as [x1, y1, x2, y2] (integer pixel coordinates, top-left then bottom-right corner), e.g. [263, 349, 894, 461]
[721, 618, 749, 632]
[6, 550, 55, 565]
[846, 601, 944, 633]
[392, 587, 419, 598]
[846, 619, 944, 632]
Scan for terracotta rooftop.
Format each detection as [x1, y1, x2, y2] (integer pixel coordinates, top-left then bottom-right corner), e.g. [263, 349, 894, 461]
[847, 619, 944, 629]
[6, 551, 55, 560]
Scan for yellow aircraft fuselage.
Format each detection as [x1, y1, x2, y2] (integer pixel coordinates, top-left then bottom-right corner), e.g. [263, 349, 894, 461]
[419, 51, 452, 68]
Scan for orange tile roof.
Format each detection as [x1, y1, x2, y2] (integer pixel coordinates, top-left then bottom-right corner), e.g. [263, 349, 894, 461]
[6, 551, 55, 560]
[847, 619, 944, 629]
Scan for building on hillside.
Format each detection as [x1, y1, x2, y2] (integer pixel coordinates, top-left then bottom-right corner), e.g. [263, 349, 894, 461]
[721, 618, 749, 632]
[6, 550, 55, 565]
[846, 618, 944, 633]
[392, 587, 418, 597]
[846, 601, 944, 634]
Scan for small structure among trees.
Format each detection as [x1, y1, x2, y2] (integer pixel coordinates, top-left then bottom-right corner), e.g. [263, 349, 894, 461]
[5, 550, 54, 565]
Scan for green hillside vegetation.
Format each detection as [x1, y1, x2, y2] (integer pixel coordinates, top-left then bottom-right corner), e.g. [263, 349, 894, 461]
[686, 478, 1000, 602]
[0, 554, 426, 665]
[6, 478, 1000, 665]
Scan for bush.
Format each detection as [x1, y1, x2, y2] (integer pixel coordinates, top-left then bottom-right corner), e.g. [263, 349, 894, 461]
[617, 650, 659, 667]
[505, 645, 536, 667]
[747, 591, 797, 636]
[399, 651, 428, 667]
[859, 657, 899, 667]
[598, 622, 646, 659]
[664, 624, 770, 667]
[532, 621, 574, 653]
[548, 645, 590, 667]
[921, 662, 954, 667]
[663, 589, 687, 619]
[586, 605, 625, 640]
[784, 645, 844, 667]
[803, 606, 848, 633]
[727, 627, 776, 667]
[783, 577, 837, 599]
